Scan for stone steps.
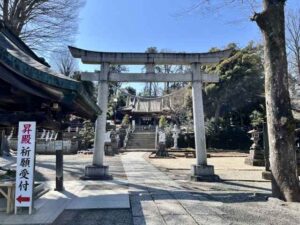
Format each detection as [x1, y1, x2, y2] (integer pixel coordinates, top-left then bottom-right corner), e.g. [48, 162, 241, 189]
[125, 131, 156, 150]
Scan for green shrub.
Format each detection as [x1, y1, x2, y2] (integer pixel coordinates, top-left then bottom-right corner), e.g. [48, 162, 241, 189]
[159, 115, 168, 128]
[122, 114, 130, 126]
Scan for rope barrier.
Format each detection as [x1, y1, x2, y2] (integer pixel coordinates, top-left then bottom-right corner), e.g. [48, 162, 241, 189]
[116, 85, 190, 101]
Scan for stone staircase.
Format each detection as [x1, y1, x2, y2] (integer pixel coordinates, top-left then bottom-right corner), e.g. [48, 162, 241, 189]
[125, 131, 156, 151]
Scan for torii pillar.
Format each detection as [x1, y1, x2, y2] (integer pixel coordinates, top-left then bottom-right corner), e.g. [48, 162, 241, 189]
[83, 63, 111, 179]
[191, 63, 219, 181]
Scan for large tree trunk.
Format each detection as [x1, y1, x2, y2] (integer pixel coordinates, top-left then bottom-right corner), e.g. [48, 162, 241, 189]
[253, 0, 300, 201]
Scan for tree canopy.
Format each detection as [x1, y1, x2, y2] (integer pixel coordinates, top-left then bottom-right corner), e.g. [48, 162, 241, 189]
[203, 42, 265, 126]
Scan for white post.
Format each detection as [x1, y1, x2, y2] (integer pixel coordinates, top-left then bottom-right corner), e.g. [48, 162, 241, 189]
[191, 63, 218, 181]
[84, 63, 111, 179]
[93, 63, 109, 166]
[192, 80, 207, 165]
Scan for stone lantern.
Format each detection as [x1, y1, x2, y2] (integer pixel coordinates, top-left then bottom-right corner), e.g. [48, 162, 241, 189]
[245, 128, 265, 166]
[249, 129, 260, 151]
[172, 124, 180, 149]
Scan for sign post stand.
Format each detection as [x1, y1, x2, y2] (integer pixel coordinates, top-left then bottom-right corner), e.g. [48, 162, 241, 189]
[15, 121, 36, 215]
[55, 132, 64, 191]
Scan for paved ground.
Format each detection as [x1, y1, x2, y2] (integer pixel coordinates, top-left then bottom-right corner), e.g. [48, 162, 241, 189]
[1, 152, 300, 225]
[52, 209, 133, 225]
[0, 153, 126, 181]
[0, 154, 130, 225]
[124, 152, 300, 225]
[147, 153, 271, 192]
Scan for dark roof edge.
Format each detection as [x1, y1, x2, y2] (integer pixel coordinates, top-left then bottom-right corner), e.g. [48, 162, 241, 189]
[0, 20, 50, 67]
[0, 47, 101, 117]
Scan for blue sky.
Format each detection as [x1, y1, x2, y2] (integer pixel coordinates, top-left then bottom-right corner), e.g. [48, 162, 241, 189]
[74, 0, 299, 92]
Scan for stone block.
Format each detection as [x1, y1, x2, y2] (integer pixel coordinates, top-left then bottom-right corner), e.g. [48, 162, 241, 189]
[244, 150, 265, 166]
[190, 164, 220, 182]
[81, 165, 112, 180]
[104, 143, 114, 156]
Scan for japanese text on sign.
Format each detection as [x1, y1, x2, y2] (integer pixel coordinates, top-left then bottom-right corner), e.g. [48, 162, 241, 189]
[15, 122, 36, 208]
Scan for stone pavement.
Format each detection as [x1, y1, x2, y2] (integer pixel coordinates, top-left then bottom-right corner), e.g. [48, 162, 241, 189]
[0, 154, 130, 225]
[52, 209, 133, 225]
[1, 152, 300, 225]
[123, 152, 300, 225]
[123, 152, 228, 225]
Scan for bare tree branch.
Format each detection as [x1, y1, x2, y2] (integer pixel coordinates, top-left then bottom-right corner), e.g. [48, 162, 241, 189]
[0, 0, 85, 55]
[286, 9, 300, 83]
[51, 49, 78, 77]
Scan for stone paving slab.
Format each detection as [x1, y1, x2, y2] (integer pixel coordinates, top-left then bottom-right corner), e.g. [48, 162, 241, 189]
[0, 180, 130, 224]
[122, 152, 300, 225]
[163, 215, 198, 225]
[0, 154, 129, 225]
[155, 200, 188, 216]
[66, 189, 129, 210]
[131, 197, 161, 217]
[191, 215, 229, 225]
[52, 209, 133, 225]
[0, 188, 70, 225]
[121, 153, 229, 225]
[133, 215, 166, 225]
[2, 151, 300, 225]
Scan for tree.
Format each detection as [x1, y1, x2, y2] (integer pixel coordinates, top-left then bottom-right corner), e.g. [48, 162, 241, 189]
[286, 9, 300, 83]
[78, 120, 95, 149]
[252, 0, 300, 201]
[105, 64, 130, 120]
[0, 0, 84, 53]
[193, 0, 300, 201]
[52, 49, 77, 77]
[203, 42, 265, 125]
[167, 87, 193, 126]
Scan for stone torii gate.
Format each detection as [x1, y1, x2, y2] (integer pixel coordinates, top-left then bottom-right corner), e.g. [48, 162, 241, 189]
[69, 46, 231, 181]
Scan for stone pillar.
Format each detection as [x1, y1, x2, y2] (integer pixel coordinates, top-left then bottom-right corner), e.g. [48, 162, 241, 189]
[191, 63, 219, 181]
[110, 130, 119, 154]
[83, 63, 111, 180]
[172, 124, 180, 149]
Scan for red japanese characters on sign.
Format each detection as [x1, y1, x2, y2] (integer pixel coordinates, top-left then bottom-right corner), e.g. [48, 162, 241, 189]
[15, 122, 36, 214]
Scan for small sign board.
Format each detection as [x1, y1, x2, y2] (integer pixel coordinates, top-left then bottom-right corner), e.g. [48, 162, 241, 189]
[55, 140, 63, 151]
[15, 122, 36, 214]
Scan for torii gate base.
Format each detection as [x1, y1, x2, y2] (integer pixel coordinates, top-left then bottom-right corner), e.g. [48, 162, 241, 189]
[70, 46, 231, 182]
[191, 165, 219, 181]
[81, 165, 111, 180]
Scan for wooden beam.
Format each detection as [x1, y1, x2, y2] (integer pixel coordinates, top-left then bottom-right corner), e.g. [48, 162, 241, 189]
[69, 46, 232, 65]
[80, 72, 219, 83]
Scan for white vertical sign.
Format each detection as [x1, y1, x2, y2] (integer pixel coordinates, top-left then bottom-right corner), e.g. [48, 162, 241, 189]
[15, 121, 36, 214]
